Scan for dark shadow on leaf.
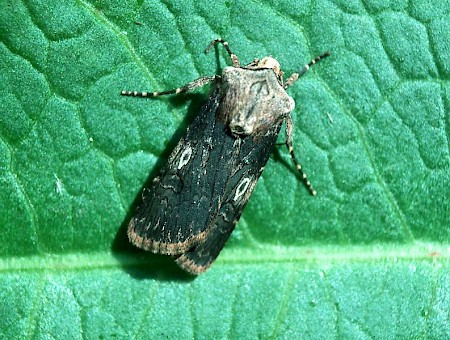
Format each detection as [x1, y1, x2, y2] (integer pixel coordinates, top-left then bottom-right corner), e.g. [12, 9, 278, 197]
[272, 143, 314, 194]
[271, 143, 297, 176]
[112, 92, 208, 282]
[211, 42, 225, 75]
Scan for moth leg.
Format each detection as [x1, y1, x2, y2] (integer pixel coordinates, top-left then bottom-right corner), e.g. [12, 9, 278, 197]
[121, 75, 217, 97]
[285, 114, 317, 196]
[284, 51, 331, 89]
[205, 38, 240, 68]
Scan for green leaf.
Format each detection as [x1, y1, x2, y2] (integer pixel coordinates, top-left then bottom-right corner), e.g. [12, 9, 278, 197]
[1, 0, 449, 338]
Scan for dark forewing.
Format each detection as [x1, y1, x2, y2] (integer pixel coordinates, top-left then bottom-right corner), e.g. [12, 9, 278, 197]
[175, 122, 282, 274]
[128, 88, 239, 254]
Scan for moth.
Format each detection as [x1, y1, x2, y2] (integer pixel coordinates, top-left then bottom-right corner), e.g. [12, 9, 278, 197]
[122, 39, 330, 275]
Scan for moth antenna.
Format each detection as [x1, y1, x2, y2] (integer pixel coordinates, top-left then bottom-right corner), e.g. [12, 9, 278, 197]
[285, 115, 317, 195]
[285, 51, 331, 88]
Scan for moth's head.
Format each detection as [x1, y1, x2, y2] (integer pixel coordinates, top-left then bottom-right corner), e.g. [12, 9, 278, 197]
[255, 57, 281, 76]
[244, 56, 283, 83]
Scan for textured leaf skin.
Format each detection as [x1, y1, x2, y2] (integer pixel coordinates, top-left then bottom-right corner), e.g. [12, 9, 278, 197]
[0, 0, 449, 338]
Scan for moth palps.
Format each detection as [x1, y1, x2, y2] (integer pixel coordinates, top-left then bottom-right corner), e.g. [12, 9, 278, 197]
[122, 39, 330, 275]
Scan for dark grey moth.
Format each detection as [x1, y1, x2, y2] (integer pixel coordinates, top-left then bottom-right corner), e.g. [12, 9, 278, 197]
[122, 39, 330, 275]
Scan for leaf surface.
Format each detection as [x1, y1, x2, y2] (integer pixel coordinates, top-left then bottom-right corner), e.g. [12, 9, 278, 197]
[0, 0, 449, 338]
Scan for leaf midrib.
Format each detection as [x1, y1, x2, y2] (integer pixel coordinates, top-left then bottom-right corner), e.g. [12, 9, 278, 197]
[1, 243, 447, 272]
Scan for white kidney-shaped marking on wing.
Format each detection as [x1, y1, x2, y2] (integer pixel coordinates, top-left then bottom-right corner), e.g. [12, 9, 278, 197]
[234, 177, 252, 202]
[178, 146, 193, 170]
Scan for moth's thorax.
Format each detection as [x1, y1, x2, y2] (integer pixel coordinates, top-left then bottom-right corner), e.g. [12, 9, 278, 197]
[219, 59, 295, 137]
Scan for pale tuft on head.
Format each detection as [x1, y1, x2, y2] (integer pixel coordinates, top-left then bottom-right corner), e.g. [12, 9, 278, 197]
[257, 57, 281, 75]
